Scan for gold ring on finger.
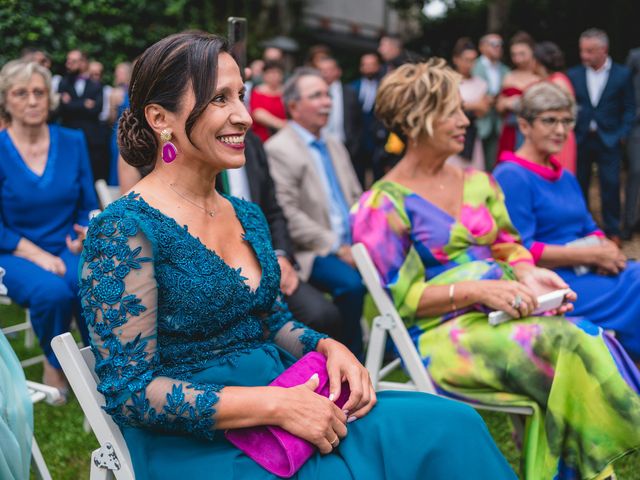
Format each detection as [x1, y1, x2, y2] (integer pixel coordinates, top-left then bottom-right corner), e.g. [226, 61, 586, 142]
[330, 436, 339, 448]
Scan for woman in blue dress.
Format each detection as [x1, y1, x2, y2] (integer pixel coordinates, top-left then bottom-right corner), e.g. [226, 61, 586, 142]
[0, 59, 98, 393]
[494, 82, 640, 361]
[79, 31, 516, 479]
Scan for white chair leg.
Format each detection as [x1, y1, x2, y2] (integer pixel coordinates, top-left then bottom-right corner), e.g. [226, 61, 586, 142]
[31, 437, 52, 480]
[24, 308, 35, 349]
[84, 416, 92, 433]
[90, 448, 115, 480]
[364, 316, 387, 390]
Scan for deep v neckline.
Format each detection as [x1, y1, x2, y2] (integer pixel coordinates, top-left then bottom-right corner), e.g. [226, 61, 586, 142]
[379, 169, 468, 223]
[131, 193, 264, 294]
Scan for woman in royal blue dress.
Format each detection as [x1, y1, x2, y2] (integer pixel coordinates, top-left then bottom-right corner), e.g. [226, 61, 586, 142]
[78, 32, 515, 479]
[494, 82, 640, 361]
[0, 59, 98, 394]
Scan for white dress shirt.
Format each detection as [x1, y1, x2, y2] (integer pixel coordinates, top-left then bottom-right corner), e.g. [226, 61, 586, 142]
[358, 77, 378, 113]
[322, 81, 345, 143]
[586, 56, 612, 130]
[226, 166, 252, 201]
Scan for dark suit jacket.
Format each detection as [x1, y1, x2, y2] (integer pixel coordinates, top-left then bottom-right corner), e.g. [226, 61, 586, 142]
[57, 75, 104, 146]
[567, 62, 635, 148]
[215, 130, 295, 260]
[342, 84, 362, 159]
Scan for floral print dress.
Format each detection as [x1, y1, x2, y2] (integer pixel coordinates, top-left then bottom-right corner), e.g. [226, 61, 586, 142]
[351, 169, 640, 479]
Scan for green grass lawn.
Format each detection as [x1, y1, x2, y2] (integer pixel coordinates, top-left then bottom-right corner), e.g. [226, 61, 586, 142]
[3, 302, 639, 479]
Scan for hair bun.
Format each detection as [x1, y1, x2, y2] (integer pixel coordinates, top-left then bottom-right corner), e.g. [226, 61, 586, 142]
[117, 108, 157, 169]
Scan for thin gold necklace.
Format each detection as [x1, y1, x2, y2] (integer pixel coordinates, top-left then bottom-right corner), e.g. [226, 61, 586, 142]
[168, 183, 217, 218]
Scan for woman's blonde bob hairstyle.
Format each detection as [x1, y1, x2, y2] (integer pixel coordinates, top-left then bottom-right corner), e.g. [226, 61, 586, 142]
[375, 57, 461, 141]
[0, 59, 58, 123]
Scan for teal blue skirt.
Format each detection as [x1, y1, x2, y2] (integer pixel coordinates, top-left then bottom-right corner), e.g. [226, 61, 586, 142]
[124, 345, 515, 479]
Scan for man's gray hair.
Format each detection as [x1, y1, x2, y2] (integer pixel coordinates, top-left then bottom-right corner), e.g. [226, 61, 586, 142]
[580, 28, 609, 48]
[517, 82, 576, 121]
[282, 67, 323, 117]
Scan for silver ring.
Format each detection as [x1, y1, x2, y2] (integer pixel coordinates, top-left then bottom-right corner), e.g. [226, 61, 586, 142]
[511, 295, 523, 310]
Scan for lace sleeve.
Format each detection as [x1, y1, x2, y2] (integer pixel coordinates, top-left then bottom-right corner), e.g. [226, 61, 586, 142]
[79, 210, 221, 441]
[262, 296, 328, 359]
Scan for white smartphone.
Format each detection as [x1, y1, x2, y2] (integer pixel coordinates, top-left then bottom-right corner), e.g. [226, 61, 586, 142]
[488, 288, 573, 326]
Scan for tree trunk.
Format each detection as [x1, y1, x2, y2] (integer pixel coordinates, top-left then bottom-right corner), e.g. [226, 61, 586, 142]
[487, 0, 511, 33]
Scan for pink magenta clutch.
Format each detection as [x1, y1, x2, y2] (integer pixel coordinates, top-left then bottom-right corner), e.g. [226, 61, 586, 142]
[225, 351, 350, 478]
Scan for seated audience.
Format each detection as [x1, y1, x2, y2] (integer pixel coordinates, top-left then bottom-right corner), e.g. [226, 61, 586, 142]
[351, 58, 640, 480]
[494, 82, 640, 361]
[0, 59, 98, 392]
[532, 41, 577, 173]
[81, 31, 516, 480]
[448, 37, 490, 170]
[265, 68, 365, 359]
[249, 60, 286, 142]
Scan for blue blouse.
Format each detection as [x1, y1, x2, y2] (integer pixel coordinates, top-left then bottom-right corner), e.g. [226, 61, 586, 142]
[0, 125, 98, 255]
[79, 193, 326, 441]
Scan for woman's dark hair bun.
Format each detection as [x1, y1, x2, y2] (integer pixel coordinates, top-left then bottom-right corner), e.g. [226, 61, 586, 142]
[117, 108, 158, 169]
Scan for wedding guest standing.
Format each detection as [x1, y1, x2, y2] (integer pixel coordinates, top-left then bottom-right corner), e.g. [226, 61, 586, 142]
[448, 37, 490, 170]
[0, 59, 98, 394]
[496, 32, 540, 160]
[567, 28, 635, 244]
[473, 33, 510, 169]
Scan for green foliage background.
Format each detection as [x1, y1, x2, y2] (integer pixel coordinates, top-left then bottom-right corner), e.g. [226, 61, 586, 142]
[0, 0, 304, 81]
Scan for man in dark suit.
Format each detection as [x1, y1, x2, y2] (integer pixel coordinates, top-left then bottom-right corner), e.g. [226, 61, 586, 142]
[568, 29, 636, 242]
[349, 52, 387, 187]
[317, 57, 362, 161]
[58, 49, 107, 180]
[216, 130, 343, 340]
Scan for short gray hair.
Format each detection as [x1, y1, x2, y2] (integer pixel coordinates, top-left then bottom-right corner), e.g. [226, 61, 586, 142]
[580, 28, 609, 48]
[0, 59, 58, 122]
[282, 67, 323, 117]
[517, 82, 576, 121]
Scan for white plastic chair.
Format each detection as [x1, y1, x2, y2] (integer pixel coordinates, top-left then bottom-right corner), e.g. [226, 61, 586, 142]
[95, 179, 121, 209]
[351, 243, 532, 435]
[51, 333, 134, 480]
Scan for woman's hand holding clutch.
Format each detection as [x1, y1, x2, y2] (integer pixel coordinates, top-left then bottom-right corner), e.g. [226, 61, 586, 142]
[271, 373, 348, 454]
[316, 338, 377, 423]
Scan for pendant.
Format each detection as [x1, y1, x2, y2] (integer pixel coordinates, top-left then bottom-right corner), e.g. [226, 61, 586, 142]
[208, 211, 216, 218]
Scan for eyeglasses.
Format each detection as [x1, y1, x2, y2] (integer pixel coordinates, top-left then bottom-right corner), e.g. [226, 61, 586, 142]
[301, 91, 332, 101]
[9, 88, 48, 101]
[487, 40, 503, 47]
[535, 115, 576, 129]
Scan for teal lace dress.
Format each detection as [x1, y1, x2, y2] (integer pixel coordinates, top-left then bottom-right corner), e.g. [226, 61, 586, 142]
[79, 193, 516, 479]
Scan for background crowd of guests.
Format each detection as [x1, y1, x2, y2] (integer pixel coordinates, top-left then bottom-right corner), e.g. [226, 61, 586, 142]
[2, 25, 640, 479]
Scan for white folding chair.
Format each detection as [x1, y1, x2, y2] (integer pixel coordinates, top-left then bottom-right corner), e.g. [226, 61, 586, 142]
[51, 333, 134, 480]
[351, 243, 532, 437]
[27, 381, 61, 480]
[95, 179, 121, 209]
[0, 295, 43, 368]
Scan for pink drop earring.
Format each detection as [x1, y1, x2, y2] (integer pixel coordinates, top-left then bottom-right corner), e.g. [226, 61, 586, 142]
[160, 129, 178, 163]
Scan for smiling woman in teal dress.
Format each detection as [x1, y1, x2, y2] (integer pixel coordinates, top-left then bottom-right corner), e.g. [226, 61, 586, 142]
[78, 31, 515, 479]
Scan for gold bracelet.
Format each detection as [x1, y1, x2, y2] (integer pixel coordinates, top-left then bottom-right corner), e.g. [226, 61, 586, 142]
[448, 283, 457, 312]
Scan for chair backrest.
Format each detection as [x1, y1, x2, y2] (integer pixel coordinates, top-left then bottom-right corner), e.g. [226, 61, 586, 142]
[51, 333, 134, 479]
[351, 243, 438, 394]
[95, 179, 121, 209]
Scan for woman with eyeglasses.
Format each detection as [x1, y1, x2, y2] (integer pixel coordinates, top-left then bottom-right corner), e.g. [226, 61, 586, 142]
[0, 59, 98, 397]
[494, 82, 640, 363]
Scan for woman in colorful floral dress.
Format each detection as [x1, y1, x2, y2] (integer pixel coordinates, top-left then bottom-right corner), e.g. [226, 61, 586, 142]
[351, 58, 640, 480]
